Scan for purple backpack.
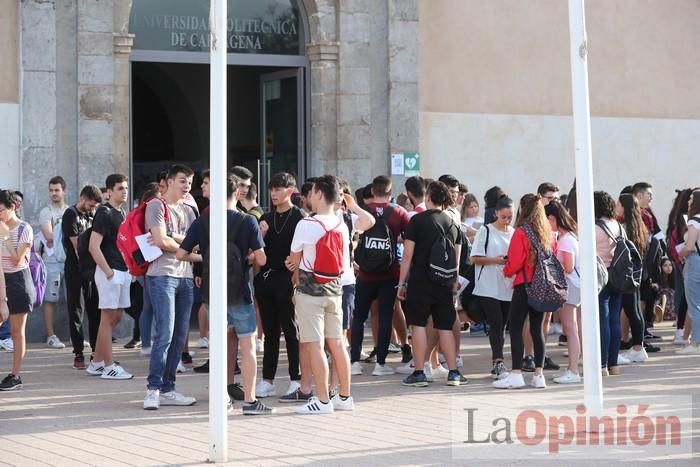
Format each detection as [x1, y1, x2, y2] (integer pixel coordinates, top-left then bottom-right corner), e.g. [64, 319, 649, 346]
[521, 225, 568, 312]
[18, 222, 47, 306]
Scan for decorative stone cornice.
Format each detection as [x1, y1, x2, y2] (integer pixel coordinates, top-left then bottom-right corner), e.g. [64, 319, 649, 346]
[307, 41, 339, 62]
[113, 32, 135, 56]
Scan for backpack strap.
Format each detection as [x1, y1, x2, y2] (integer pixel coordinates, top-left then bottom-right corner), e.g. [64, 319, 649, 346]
[476, 224, 491, 281]
[595, 219, 617, 241]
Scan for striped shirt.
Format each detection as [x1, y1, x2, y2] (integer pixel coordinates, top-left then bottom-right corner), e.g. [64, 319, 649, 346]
[1, 222, 32, 273]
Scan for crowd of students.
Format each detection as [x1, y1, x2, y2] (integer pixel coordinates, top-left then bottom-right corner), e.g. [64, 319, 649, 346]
[0, 169, 698, 414]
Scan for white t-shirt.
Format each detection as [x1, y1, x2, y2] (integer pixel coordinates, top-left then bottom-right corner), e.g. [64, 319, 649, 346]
[470, 224, 514, 301]
[340, 212, 358, 286]
[461, 216, 484, 229]
[685, 218, 700, 252]
[291, 214, 351, 276]
[557, 231, 580, 288]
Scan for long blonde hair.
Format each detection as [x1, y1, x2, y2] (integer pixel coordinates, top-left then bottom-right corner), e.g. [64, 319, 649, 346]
[515, 194, 553, 263]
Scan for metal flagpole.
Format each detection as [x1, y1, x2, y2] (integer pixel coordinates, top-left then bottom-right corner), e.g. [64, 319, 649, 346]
[567, 0, 603, 418]
[209, 0, 228, 461]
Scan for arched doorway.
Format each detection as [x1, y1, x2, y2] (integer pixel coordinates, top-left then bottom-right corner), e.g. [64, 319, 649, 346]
[128, 0, 310, 208]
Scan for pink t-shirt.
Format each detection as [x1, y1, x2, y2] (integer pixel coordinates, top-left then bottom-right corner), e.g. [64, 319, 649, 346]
[595, 218, 622, 267]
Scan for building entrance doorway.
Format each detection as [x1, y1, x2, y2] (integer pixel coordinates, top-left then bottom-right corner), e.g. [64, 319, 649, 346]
[131, 63, 304, 208]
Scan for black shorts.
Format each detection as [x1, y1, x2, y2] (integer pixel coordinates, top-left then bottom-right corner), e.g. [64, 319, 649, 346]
[404, 279, 456, 330]
[5, 269, 34, 314]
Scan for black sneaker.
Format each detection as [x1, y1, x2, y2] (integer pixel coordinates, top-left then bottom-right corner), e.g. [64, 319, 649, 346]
[193, 360, 210, 373]
[279, 387, 313, 403]
[558, 335, 568, 346]
[181, 352, 193, 364]
[364, 348, 377, 363]
[644, 330, 662, 340]
[124, 339, 141, 349]
[401, 344, 413, 364]
[234, 362, 241, 375]
[491, 361, 508, 379]
[544, 356, 560, 371]
[447, 370, 468, 386]
[401, 371, 429, 387]
[620, 340, 633, 351]
[242, 399, 275, 415]
[644, 342, 661, 353]
[522, 355, 535, 372]
[227, 383, 245, 401]
[0, 374, 22, 391]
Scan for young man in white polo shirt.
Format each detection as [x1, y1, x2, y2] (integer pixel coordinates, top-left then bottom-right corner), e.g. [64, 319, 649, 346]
[287, 175, 354, 414]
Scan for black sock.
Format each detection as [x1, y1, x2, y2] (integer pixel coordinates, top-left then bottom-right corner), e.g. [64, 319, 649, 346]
[319, 399, 329, 404]
[245, 400, 256, 405]
[339, 394, 350, 401]
[413, 369, 424, 375]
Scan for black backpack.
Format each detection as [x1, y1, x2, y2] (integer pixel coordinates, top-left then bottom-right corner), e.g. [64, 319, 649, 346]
[643, 235, 664, 284]
[596, 220, 643, 294]
[428, 219, 459, 286]
[355, 209, 395, 274]
[201, 212, 247, 305]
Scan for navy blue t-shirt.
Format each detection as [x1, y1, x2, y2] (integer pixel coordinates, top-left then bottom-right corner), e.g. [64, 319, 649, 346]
[180, 210, 264, 304]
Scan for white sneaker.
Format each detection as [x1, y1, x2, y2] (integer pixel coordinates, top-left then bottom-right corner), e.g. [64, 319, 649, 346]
[101, 363, 133, 380]
[623, 347, 649, 363]
[351, 361, 363, 375]
[396, 360, 416, 375]
[139, 347, 151, 357]
[531, 374, 547, 388]
[456, 356, 464, 368]
[160, 391, 197, 406]
[198, 337, 209, 349]
[616, 354, 632, 365]
[331, 393, 355, 411]
[553, 369, 581, 384]
[493, 372, 526, 389]
[47, 335, 66, 349]
[285, 380, 301, 396]
[177, 361, 187, 373]
[676, 344, 700, 355]
[423, 363, 435, 382]
[85, 360, 105, 376]
[143, 389, 160, 410]
[673, 329, 689, 345]
[0, 337, 14, 352]
[295, 396, 334, 415]
[427, 363, 449, 380]
[256, 339, 264, 353]
[371, 363, 395, 376]
[359, 350, 370, 360]
[255, 380, 277, 398]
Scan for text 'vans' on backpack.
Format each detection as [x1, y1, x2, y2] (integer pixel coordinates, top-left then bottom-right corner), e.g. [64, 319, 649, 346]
[302, 217, 345, 284]
[355, 208, 394, 274]
[18, 222, 46, 306]
[521, 225, 568, 312]
[117, 197, 168, 277]
[596, 220, 643, 294]
[201, 212, 246, 305]
[428, 222, 459, 286]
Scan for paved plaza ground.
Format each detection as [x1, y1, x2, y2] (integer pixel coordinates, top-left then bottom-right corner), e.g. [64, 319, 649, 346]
[0, 322, 698, 466]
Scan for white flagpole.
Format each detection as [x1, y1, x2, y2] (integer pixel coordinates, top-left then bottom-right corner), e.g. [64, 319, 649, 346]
[209, 0, 228, 461]
[567, 0, 603, 418]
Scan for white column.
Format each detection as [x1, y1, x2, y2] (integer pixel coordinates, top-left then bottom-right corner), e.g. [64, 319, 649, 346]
[208, 0, 228, 461]
[567, 0, 603, 418]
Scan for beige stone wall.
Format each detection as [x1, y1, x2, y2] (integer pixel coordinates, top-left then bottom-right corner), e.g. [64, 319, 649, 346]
[0, 0, 19, 103]
[420, 0, 700, 119]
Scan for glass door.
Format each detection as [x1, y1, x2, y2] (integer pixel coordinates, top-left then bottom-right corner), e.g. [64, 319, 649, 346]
[259, 68, 304, 210]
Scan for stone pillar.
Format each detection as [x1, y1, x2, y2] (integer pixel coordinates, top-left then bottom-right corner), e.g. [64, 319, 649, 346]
[388, 0, 419, 185]
[336, 1, 373, 190]
[112, 1, 133, 178]
[21, 0, 57, 223]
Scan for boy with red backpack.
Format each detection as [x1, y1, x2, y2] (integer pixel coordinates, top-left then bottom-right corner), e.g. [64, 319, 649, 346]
[287, 175, 353, 414]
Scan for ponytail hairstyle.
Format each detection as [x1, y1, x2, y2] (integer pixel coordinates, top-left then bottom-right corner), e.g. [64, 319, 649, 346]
[619, 193, 649, 256]
[689, 189, 700, 218]
[426, 181, 450, 209]
[515, 193, 554, 262]
[544, 200, 578, 234]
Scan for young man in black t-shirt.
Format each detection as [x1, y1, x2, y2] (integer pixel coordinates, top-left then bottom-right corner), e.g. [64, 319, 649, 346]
[86, 174, 133, 380]
[62, 184, 102, 370]
[254, 172, 307, 401]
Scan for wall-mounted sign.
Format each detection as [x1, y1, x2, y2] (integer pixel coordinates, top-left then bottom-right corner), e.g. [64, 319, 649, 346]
[130, 0, 303, 55]
[403, 152, 420, 177]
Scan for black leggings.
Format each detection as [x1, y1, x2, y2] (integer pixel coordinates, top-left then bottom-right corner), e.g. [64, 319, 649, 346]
[621, 290, 644, 346]
[509, 285, 545, 370]
[677, 295, 688, 330]
[479, 296, 510, 360]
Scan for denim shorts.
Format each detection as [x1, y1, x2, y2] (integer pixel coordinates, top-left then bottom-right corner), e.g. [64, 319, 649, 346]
[206, 301, 257, 337]
[43, 261, 64, 303]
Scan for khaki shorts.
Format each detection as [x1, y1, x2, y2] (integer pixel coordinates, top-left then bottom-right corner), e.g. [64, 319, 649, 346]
[295, 292, 343, 343]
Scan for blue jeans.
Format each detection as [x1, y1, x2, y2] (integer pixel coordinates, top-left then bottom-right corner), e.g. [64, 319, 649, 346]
[147, 276, 194, 392]
[599, 284, 622, 368]
[683, 253, 700, 343]
[0, 320, 9, 339]
[139, 277, 153, 349]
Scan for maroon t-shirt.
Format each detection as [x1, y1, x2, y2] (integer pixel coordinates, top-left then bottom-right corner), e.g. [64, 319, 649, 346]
[358, 202, 411, 281]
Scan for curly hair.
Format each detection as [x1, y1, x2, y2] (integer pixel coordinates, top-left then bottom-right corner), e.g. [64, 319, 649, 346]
[515, 193, 554, 262]
[619, 193, 649, 256]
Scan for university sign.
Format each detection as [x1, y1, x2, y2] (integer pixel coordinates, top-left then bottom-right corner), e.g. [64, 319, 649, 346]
[130, 0, 302, 55]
